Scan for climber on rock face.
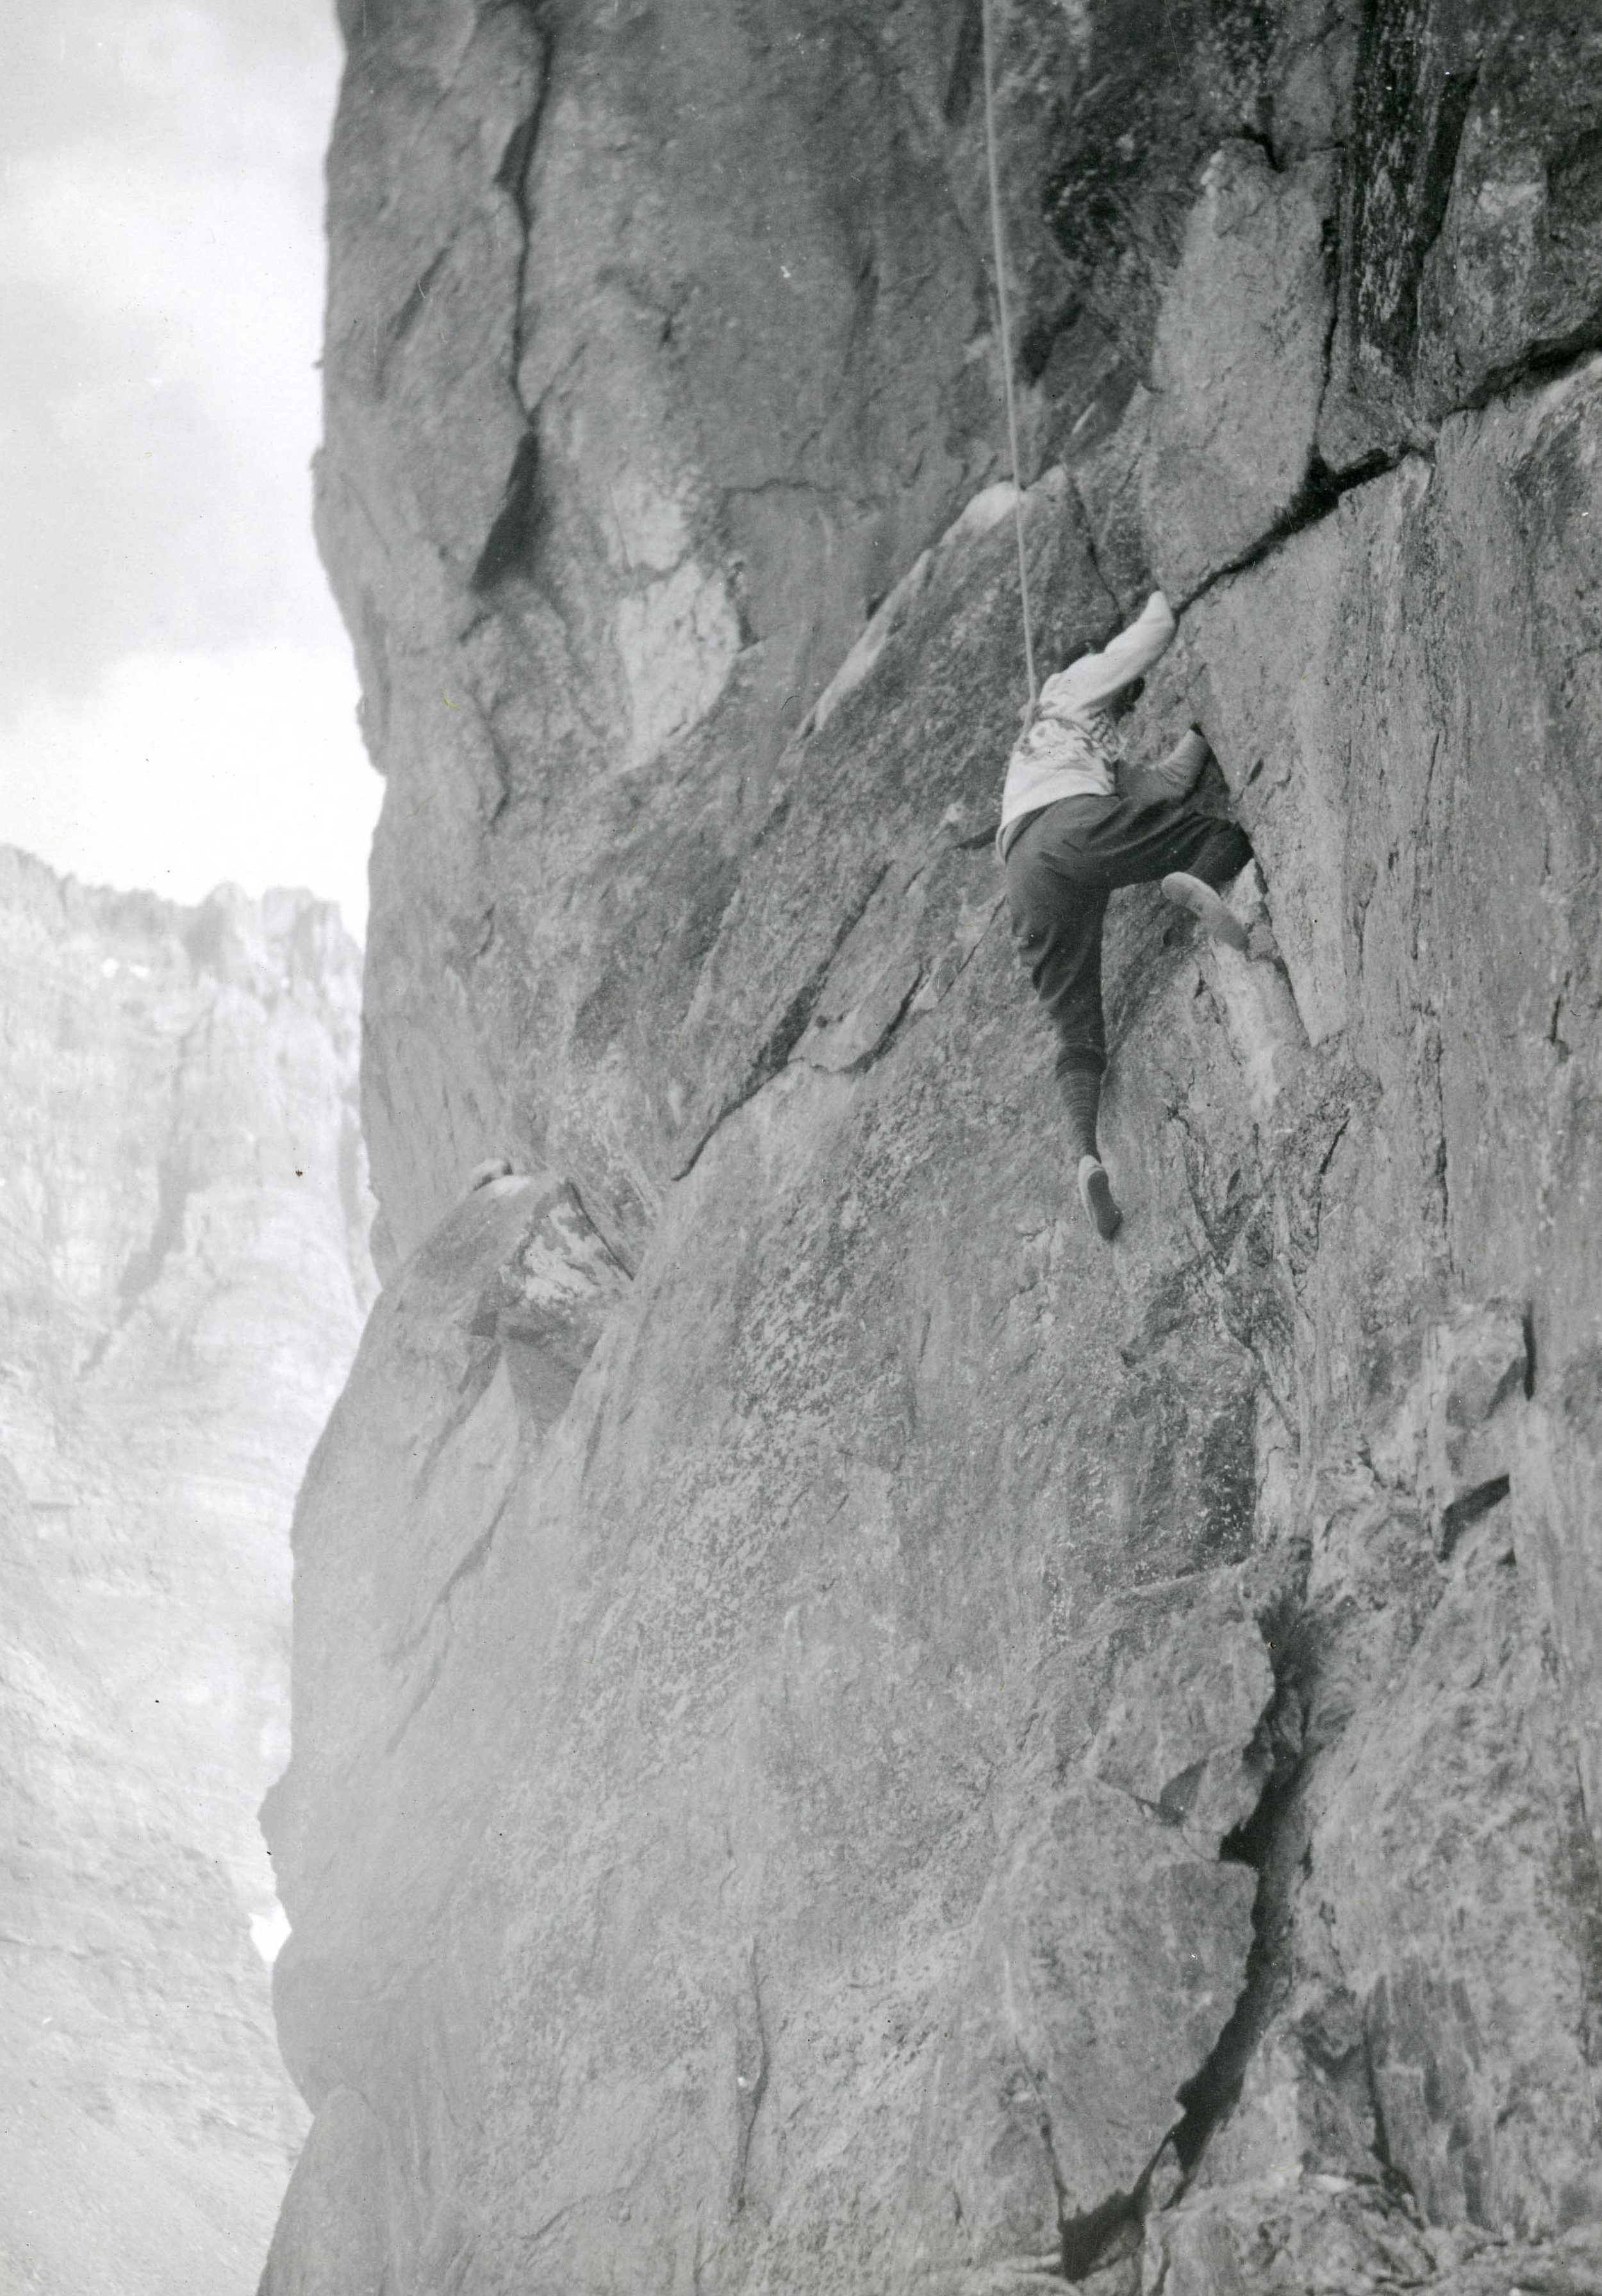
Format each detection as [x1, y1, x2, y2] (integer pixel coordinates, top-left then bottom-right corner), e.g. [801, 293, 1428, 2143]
[998, 589, 1254, 1244]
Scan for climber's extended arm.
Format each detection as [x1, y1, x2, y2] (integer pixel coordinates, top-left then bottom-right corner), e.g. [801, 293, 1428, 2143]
[1036, 590, 1176, 718]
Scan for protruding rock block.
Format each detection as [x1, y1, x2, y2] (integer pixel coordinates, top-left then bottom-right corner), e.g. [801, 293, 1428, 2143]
[925, 1777, 1257, 2257]
[473, 1176, 634, 1431]
[902, 1570, 1275, 2272]
[1074, 386, 1155, 619]
[464, 1154, 514, 1192]
[1180, 495, 1367, 1049]
[1197, 864, 1312, 1136]
[1141, 144, 1336, 599]
[1367, 1298, 1528, 1555]
[1081, 1569, 1277, 1855]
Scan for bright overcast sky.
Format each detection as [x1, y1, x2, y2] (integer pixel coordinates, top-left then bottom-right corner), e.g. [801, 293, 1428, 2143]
[0, 0, 380, 936]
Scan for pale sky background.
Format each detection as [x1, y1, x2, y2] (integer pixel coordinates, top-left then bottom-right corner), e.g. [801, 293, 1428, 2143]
[0, 0, 381, 936]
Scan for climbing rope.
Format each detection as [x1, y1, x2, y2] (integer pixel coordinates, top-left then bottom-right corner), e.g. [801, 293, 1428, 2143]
[980, 0, 1037, 727]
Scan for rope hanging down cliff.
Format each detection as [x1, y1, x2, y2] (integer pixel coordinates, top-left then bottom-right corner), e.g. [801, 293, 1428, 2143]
[980, 0, 1037, 726]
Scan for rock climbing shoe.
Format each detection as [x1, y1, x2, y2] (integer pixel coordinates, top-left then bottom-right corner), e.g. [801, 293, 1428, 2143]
[1078, 1154, 1123, 1243]
[1160, 871, 1250, 951]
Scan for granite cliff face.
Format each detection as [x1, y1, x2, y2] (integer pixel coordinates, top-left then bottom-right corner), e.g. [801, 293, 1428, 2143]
[265, 4, 1602, 2290]
[0, 851, 375, 2293]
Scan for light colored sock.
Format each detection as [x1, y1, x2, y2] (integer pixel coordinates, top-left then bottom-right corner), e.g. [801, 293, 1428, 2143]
[1057, 1061, 1103, 1164]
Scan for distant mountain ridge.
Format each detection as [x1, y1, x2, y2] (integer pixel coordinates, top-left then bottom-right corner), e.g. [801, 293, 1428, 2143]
[0, 847, 375, 2293]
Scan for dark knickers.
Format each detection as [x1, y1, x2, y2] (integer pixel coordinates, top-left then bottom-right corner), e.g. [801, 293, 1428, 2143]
[1005, 785, 1252, 1151]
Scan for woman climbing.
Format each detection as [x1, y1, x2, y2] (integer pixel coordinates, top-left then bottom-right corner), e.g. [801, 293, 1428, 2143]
[998, 589, 1254, 1243]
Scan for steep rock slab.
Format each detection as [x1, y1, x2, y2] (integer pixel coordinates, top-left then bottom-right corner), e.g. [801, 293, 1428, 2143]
[1149, 361, 1602, 2251]
[665, 466, 1115, 1167]
[265, 854, 1293, 2292]
[1189, 357, 1602, 1523]
[272, 352, 1602, 2285]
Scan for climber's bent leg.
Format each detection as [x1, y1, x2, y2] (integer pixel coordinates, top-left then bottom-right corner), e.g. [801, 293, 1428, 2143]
[1178, 816, 1253, 893]
[1158, 815, 1255, 949]
[1005, 794, 1255, 1227]
[1006, 802, 1125, 1240]
[1006, 807, 1111, 1068]
[1006, 808, 1112, 1130]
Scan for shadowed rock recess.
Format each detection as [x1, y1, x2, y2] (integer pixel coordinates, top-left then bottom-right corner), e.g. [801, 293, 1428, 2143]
[263, 3, 1602, 2290]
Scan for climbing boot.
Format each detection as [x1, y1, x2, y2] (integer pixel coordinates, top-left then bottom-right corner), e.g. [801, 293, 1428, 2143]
[1077, 1154, 1123, 1243]
[1160, 871, 1250, 952]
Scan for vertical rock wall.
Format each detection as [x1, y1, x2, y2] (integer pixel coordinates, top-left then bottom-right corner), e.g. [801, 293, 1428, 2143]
[266, 4, 1602, 2291]
[0, 851, 374, 2294]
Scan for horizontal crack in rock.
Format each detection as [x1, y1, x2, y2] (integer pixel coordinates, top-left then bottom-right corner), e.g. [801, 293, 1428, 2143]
[1179, 334, 1602, 618]
[1175, 448, 1408, 616]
